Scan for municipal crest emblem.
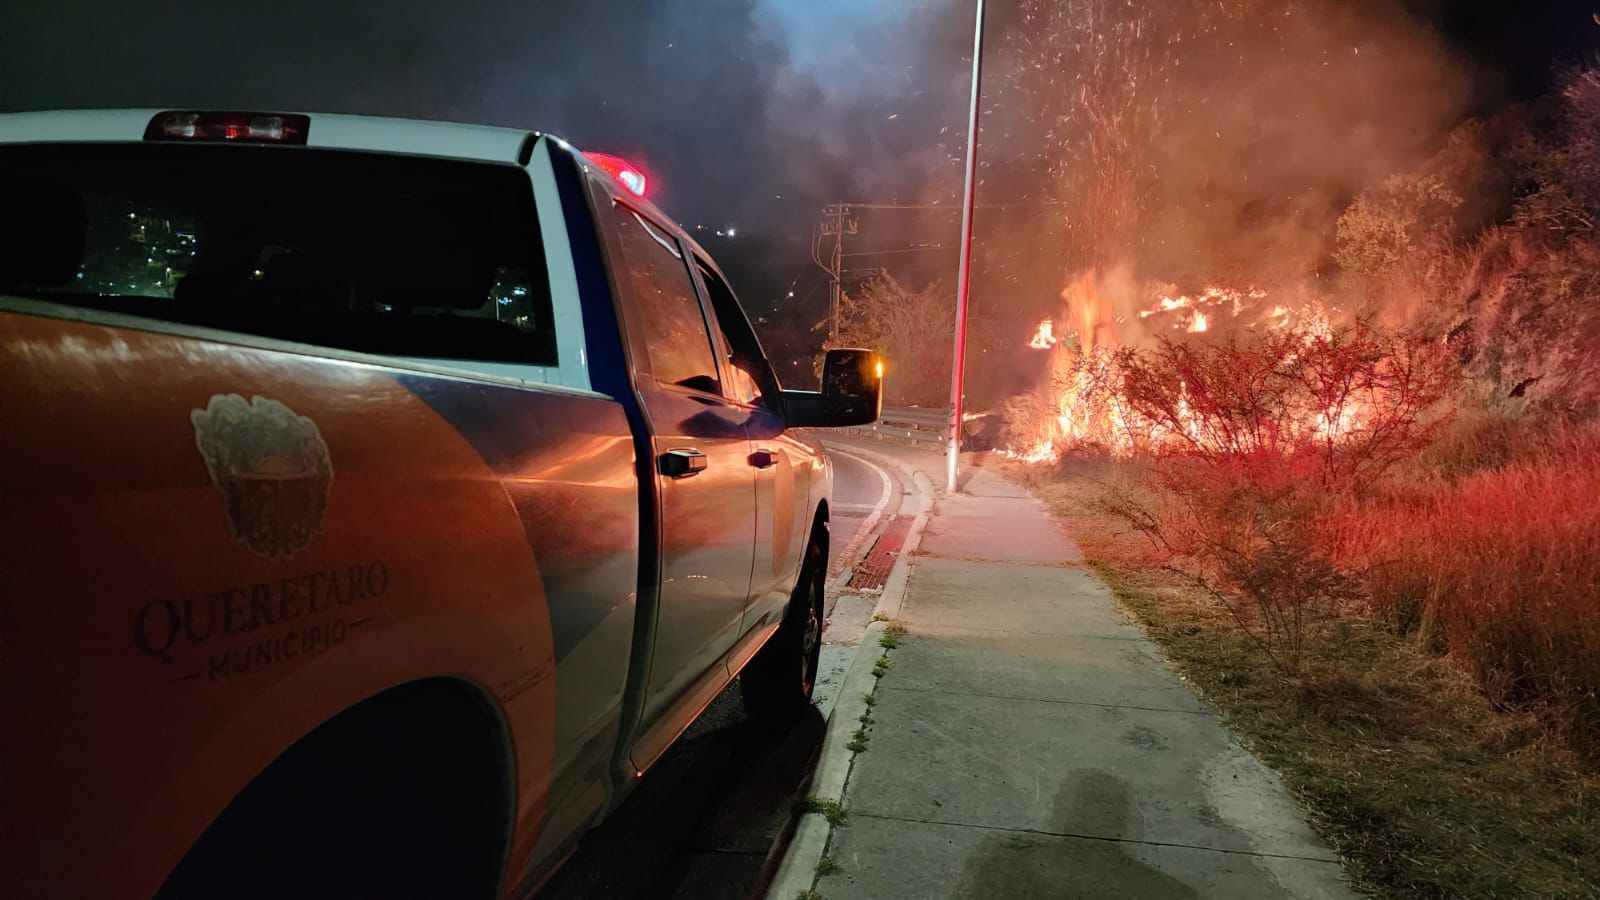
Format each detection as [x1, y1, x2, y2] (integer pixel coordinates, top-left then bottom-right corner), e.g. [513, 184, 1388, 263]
[191, 394, 334, 561]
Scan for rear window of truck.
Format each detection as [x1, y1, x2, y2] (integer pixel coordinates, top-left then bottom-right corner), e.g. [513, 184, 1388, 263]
[0, 144, 557, 367]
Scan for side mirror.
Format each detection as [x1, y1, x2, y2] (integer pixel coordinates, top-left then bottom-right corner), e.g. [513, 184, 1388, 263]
[781, 348, 884, 428]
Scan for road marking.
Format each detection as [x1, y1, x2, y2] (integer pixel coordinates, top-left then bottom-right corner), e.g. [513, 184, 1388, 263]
[827, 448, 893, 583]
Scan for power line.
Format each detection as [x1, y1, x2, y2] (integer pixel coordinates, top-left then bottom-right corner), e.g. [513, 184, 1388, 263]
[841, 245, 948, 258]
[811, 194, 1051, 341]
[825, 199, 1072, 212]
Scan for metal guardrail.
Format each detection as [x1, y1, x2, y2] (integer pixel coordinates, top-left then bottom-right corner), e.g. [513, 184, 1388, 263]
[844, 406, 1002, 450]
[841, 406, 950, 447]
[880, 406, 949, 429]
[845, 423, 946, 446]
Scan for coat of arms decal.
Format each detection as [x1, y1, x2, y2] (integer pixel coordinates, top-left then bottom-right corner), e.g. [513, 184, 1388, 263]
[191, 394, 334, 561]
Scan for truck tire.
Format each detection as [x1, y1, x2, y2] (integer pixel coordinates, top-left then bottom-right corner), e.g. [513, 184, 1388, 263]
[156, 681, 507, 900]
[741, 542, 824, 722]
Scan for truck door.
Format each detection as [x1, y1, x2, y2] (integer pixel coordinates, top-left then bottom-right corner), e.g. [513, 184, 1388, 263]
[608, 202, 756, 728]
[692, 260, 810, 643]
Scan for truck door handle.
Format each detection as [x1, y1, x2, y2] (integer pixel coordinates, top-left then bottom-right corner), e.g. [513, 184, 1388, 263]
[750, 448, 781, 469]
[659, 448, 708, 478]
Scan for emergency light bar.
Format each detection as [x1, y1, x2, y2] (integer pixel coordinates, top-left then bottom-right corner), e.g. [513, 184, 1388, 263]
[144, 111, 310, 145]
[585, 152, 648, 198]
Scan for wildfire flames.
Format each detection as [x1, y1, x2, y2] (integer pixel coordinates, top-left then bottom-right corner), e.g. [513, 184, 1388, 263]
[1028, 319, 1059, 349]
[1004, 270, 1351, 462]
[1138, 285, 1266, 335]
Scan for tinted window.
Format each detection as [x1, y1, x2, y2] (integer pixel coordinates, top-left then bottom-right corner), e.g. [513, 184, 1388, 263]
[612, 205, 720, 393]
[696, 262, 767, 406]
[0, 144, 556, 366]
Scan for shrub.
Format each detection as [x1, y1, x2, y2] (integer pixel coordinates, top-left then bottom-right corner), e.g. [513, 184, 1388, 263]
[1103, 321, 1457, 672]
[1336, 173, 1462, 278]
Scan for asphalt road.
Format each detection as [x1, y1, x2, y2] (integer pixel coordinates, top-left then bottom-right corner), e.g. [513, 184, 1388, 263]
[827, 449, 886, 575]
[533, 442, 899, 900]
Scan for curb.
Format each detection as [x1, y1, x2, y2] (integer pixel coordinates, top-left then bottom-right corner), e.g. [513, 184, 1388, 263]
[869, 470, 934, 622]
[761, 449, 937, 900]
[762, 619, 887, 899]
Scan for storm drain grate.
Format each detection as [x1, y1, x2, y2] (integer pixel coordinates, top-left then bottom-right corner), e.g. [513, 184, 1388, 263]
[846, 515, 914, 591]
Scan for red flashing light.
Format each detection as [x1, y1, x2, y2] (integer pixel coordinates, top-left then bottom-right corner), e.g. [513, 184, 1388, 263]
[585, 152, 649, 198]
[144, 111, 310, 145]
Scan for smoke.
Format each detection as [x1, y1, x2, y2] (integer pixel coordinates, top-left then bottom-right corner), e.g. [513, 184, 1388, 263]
[1139, 1, 1469, 285]
[1, 0, 1506, 386]
[752, 0, 969, 200]
[0, 0, 971, 239]
[969, 0, 1472, 365]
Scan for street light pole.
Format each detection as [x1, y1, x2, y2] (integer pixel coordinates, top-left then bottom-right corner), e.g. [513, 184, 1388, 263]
[946, 0, 986, 494]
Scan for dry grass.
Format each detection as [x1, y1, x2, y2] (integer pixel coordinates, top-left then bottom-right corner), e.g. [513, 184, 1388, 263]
[1001, 456, 1600, 898]
[1329, 426, 1600, 762]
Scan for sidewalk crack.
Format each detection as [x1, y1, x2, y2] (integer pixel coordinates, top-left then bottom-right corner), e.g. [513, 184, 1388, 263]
[907, 624, 1147, 641]
[853, 811, 1342, 865]
[878, 684, 1217, 717]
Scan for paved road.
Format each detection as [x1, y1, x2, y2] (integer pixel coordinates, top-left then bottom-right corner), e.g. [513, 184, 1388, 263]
[828, 449, 884, 574]
[534, 440, 900, 900]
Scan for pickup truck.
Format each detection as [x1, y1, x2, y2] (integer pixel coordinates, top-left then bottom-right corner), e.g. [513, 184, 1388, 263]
[0, 109, 882, 900]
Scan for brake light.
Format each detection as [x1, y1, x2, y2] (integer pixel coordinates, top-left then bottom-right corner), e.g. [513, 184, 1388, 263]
[585, 152, 648, 198]
[144, 111, 310, 144]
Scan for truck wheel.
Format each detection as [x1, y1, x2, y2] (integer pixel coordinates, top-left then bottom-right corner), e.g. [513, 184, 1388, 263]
[741, 543, 824, 721]
[156, 681, 508, 900]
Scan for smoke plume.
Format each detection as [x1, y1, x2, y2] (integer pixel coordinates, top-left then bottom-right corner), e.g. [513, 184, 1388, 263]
[0, 0, 970, 239]
[964, 0, 1475, 404]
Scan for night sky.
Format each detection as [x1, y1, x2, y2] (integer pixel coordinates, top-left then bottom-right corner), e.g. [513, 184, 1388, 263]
[1411, 0, 1600, 104]
[0, 1, 964, 236]
[2, 0, 1596, 324]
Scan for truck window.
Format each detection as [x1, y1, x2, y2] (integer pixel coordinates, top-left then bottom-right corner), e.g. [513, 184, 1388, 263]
[0, 144, 557, 368]
[612, 204, 721, 394]
[695, 259, 777, 408]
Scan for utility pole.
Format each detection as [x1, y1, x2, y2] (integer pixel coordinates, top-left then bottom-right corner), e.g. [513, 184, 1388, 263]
[946, 0, 986, 494]
[829, 204, 843, 342]
[817, 203, 857, 343]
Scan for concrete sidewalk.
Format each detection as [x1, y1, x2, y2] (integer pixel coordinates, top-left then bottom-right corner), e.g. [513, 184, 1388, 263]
[812, 464, 1353, 900]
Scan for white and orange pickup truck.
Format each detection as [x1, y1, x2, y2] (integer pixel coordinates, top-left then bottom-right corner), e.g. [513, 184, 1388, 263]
[0, 109, 881, 899]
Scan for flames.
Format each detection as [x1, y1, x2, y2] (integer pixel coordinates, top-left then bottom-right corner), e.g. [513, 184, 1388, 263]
[1001, 270, 1139, 460]
[1028, 319, 1059, 349]
[1003, 270, 1358, 462]
[1139, 285, 1267, 334]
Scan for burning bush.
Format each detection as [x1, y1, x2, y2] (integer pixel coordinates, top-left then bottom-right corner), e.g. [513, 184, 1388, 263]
[1120, 321, 1459, 481]
[980, 0, 1600, 781]
[1093, 321, 1458, 672]
[1034, 321, 1600, 760]
[1000, 344, 1134, 460]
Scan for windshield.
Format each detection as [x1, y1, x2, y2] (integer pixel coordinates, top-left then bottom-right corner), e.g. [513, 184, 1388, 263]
[0, 143, 556, 366]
